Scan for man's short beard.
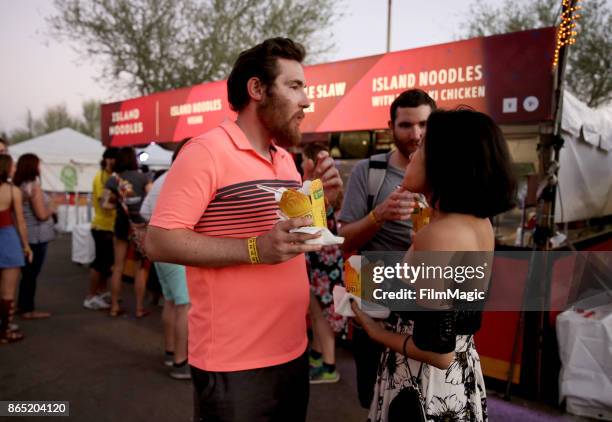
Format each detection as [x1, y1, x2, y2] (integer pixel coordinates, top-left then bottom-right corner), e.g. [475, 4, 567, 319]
[257, 90, 302, 146]
[394, 142, 417, 160]
[393, 132, 418, 160]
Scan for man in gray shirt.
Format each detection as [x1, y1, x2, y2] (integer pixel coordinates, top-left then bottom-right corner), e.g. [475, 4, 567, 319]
[338, 88, 436, 408]
[339, 89, 436, 253]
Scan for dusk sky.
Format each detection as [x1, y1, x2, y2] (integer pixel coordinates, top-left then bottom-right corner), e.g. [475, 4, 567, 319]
[0, 0, 592, 135]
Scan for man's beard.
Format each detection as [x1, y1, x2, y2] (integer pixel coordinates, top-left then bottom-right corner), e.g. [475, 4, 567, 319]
[395, 142, 417, 160]
[393, 131, 419, 160]
[257, 91, 303, 146]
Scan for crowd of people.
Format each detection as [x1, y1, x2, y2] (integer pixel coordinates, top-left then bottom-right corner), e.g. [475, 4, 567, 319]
[0, 141, 57, 345]
[0, 37, 517, 422]
[84, 143, 193, 379]
[144, 38, 515, 422]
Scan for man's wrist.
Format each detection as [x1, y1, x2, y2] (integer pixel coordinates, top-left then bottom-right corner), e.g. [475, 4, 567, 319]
[368, 210, 383, 227]
[247, 237, 260, 264]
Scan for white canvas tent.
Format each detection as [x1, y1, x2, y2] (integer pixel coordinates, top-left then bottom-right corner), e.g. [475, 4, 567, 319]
[9, 128, 104, 193]
[136, 143, 172, 169]
[556, 91, 612, 223]
[9, 128, 105, 232]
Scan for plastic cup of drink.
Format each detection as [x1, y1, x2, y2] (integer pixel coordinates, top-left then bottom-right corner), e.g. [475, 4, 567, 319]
[411, 194, 430, 232]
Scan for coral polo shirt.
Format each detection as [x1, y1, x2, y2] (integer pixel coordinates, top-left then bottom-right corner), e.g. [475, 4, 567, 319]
[149, 120, 309, 372]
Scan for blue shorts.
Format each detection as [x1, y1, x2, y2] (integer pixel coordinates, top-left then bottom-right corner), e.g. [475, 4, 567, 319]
[0, 226, 25, 268]
[154, 262, 189, 305]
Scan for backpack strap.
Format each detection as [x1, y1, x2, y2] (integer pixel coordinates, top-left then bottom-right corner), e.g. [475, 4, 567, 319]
[366, 153, 389, 211]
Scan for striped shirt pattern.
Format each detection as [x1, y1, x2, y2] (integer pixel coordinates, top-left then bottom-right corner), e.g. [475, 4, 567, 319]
[195, 179, 301, 238]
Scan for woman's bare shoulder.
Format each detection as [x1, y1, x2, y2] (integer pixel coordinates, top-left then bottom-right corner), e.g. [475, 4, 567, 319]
[413, 215, 485, 251]
[11, 184, 22, 198]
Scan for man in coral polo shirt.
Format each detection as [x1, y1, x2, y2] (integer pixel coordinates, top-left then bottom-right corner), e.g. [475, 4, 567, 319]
[146, 38, 342, 421]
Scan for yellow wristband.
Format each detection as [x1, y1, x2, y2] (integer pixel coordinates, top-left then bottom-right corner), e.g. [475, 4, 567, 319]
[247, 237, 260, 264]
[369, 210, 382, 226]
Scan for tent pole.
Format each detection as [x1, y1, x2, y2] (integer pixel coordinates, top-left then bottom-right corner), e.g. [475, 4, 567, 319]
[527, 0, 579, 402]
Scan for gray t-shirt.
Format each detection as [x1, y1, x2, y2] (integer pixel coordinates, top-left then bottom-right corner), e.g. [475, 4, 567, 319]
[21, 180, 56, 244]
[339, 154, 412, 252]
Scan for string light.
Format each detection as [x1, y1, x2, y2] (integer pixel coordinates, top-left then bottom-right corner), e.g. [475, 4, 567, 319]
[553, 0, 582, 67]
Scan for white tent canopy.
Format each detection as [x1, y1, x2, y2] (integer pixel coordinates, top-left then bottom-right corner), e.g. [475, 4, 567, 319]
[10, 128, 105, 193]
[136, 143, 172, 169]
[557, 91, 612, 223]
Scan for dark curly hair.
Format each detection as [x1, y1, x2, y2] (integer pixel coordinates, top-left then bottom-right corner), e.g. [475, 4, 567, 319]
[390, 89, 436, 123]
[227, 38, 306, 112]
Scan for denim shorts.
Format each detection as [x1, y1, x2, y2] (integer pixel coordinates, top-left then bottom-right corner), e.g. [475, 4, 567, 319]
[0, 226, 25, 268]
[154, 262, 189, 305]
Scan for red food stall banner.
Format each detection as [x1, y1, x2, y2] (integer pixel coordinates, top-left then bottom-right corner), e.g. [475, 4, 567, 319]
[102, 27, 556, 146]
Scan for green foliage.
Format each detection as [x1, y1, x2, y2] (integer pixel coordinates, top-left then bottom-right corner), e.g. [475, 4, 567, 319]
[32, 104, 79, 136]
[4, 100, 101, 145]
[48, 0, 340, 96]
[462, 0, 612, 107]
[78, 100, 101, 139]
[6, 129, 34, 145]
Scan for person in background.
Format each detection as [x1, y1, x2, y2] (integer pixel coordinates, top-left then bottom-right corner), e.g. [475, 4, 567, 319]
[140, 139, 190, 380]
[145, 38, 342, 421]
[103, 147, 152, 318]
[301, 141, 346, 384]
[83, 147, 118, 310]
[0, 138, 9, 155]
[140, 164, 154, 183]
[352, 108, 516, 422]
[0, 155, 31, 343]
[14, 153, 56, 320]
[338, 89, 435, 408]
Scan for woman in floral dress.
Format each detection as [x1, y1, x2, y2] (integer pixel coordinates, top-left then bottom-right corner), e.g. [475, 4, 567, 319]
[302, 142, 346, 384]
[352, 109, 516, 421]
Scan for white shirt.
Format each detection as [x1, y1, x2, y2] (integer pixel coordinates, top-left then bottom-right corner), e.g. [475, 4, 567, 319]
[139, 172, 167, 222]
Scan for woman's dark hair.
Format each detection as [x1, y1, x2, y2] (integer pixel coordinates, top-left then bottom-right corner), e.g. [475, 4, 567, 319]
[100, 147, 119, 169]
[227, 37, 306, 112]
[13, 153, 40, 187]
[424, 108, 516, 218]
[113, 147, 138, 173]
[0, 155, 13, 184]
[390, 89, 437, 124]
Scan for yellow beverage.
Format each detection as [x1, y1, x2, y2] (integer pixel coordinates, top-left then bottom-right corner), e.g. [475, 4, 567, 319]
[412, 205, 431, 232]
[309, 179, 327, 228]
[344, 256, 361, 296]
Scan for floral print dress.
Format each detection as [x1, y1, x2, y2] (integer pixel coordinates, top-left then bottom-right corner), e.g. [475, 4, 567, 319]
[305, 214, 346, 334]
[368, 316, 488, 422]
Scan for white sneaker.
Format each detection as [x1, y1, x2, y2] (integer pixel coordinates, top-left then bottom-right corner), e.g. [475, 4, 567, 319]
[98, 291, 112, 304]
[83, 297, 98, 310]
[83, 296, 110, 310]
[93, 295, 111, 309]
